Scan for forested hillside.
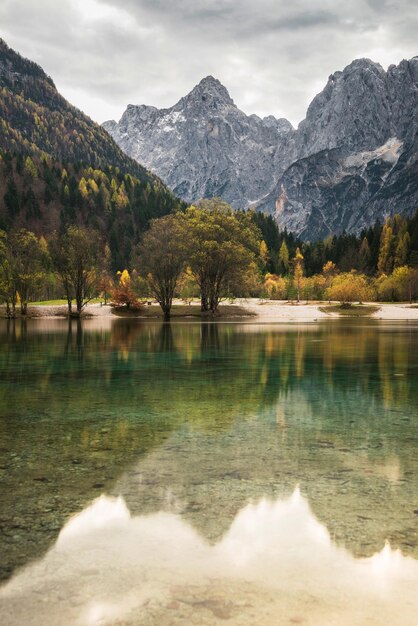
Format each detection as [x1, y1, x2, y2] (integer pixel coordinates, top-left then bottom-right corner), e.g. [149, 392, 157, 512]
[0, 152, 182, 268]
[0, 39, 184, 267]
[0, 39, 154, 180]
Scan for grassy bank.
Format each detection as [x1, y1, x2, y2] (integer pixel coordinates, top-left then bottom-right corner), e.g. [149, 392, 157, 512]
[319, 304, 381, 317]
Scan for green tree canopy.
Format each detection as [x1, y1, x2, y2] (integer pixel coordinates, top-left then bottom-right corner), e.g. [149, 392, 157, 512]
[184, 202, 261, 313]
[138, 213, 188, 320]
[49, 226, 104, 316]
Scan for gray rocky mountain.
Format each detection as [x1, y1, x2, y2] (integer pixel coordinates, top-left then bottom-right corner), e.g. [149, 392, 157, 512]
[104, 57, 418, 239]
[104, 76, 294, 208]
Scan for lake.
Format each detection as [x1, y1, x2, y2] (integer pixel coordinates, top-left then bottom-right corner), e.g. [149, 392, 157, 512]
[0, 317, 417, 625]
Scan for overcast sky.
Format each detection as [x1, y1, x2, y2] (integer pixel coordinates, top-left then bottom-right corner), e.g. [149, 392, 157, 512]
[1, 0, 417, 127]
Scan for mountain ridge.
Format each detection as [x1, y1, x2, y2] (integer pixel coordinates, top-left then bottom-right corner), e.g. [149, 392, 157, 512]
[0, 38, 172, 185]
[104, 56, 418, 239]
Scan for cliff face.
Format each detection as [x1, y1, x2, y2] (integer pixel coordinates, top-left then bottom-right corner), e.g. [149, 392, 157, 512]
[258, 58, 418, 238]
[105, 57, 418, 239]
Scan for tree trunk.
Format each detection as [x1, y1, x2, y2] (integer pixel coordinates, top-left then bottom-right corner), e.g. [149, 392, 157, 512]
[163, 306, 171, 321]
[210, 293, 219, 314]
[21, 301, 27, 315]
[76, 293, 83, 317]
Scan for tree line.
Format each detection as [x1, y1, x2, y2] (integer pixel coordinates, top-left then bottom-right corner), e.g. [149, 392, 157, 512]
[1, 199, 418, 319]
[254, 211, 418, 277]
[0, 200, 260, 319]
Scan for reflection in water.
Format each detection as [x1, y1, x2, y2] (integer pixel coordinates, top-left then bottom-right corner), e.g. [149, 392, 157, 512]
[1, 490, 418, 626]
[0, 317, 418, 620]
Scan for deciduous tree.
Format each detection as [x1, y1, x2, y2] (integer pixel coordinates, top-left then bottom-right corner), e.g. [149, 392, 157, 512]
[138, 213, 188, 320]
[9, 229, 46, 314]
[49, 226, 103, 316]
[278, 240, 289, 275]
[0, 230, 17, 317]
[378, 220, 394, 275]
[184, 202, 260, 313]
[327, 271, 374, 305]
[292, 247, 304, 302]
[111, 269, 141, 309]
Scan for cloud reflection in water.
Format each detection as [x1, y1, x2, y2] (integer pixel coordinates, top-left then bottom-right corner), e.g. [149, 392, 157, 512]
[1, 489, 418, 626]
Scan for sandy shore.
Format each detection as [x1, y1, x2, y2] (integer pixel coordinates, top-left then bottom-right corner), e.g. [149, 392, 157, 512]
[242, 299, 418, 321]
[4, 299, 417, 322]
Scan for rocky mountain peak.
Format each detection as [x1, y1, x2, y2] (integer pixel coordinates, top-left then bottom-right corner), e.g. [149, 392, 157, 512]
[298, 56, 392, 155]
[262, 116, 294, 134]
[342, 57, 385, 74]
[104, 56, 418, 240]
[179, 75, 234, 109]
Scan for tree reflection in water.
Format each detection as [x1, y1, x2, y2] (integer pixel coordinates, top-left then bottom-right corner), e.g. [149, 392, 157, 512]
[0, 318, 417, 586]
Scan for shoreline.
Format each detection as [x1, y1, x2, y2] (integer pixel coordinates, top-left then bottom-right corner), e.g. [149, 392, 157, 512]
[2, 299, 418, 322]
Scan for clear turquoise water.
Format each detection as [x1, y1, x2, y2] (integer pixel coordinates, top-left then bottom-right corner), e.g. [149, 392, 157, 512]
[0, 317, 417, 625]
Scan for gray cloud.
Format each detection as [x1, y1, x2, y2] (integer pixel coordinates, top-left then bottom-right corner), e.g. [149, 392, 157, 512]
[0, 0, 416, 126]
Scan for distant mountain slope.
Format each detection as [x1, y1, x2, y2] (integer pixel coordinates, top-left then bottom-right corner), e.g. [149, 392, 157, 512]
[0, 39, 145, 177]
[0, 39, 184, 266]
[256, 133, 418, 240]
[105, 57, 418, 239]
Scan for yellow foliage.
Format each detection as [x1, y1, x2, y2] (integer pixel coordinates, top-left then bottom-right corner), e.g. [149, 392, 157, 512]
[88, 178, 99, 194]
[78, 177, 89, 198]
[264, 273, 287, 299]
[326, 271, 374, 304]
[119, 269, 131, 288]
[259, 240, 268, 265]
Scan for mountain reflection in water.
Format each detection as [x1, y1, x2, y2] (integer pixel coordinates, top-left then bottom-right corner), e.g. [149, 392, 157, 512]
[1, 489, 417, 626]
[0, 317, 417, 625]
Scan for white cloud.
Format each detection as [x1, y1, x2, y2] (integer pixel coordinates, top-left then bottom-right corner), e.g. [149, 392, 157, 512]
[0, 0, 416, 126]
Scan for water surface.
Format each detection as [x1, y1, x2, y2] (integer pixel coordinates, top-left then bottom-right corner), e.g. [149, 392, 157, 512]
[0, 318, 417, 625]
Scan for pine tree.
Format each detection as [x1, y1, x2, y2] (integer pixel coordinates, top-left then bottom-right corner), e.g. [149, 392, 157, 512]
[279, 240, 290, 275]
[293, 247, 304, 302]
[359, 237, 371, 273]
[378, 221, 394, 275]
[394, 232, 410, 268]
[4, 178, 19, 216]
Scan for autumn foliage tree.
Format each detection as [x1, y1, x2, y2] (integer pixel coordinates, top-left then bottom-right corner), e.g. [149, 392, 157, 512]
[292, 247, 304, 302]
[259, 240, 269, 270]
[278, 240, 290, 275]
[326, 271, 374, 305]
[263, 273, 287, 300]
[110, 269, 141, 309]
